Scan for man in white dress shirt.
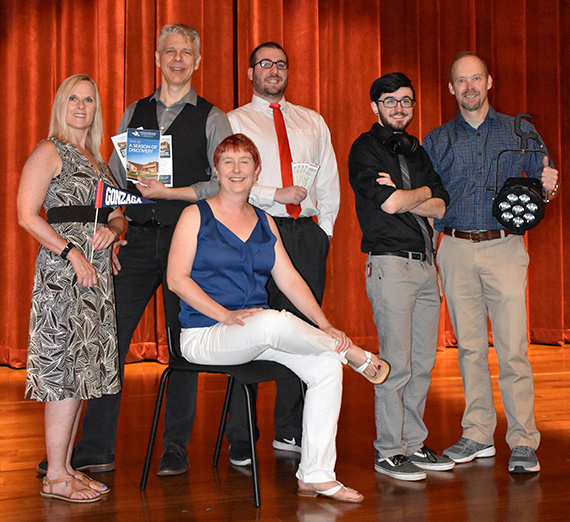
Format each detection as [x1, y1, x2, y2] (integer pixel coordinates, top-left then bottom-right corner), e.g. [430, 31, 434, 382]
[225, 42, 340, 466]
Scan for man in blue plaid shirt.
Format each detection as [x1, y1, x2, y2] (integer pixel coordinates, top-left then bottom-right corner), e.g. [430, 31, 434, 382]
[423, 52, 558, 474]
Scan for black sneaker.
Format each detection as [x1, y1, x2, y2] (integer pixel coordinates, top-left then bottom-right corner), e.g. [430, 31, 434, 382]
[229, 441, 252, 466]
[157, 442, 189, 476]
[374, 453, 427, 481]
[408, 446, 455, 471]
[272, 437, 301, 454]
[36, 459, 48, 475]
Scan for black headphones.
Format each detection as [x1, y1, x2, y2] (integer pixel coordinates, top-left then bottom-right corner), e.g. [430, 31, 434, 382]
[383, 132, 419, 156]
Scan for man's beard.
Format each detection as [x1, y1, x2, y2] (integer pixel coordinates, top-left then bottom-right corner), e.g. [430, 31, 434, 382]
[379, 111, 410, 133]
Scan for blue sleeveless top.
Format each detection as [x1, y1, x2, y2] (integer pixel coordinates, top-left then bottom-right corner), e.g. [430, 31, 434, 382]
[179, 200, 276, 328]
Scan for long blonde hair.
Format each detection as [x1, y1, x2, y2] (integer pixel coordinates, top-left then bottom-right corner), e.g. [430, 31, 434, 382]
[48, 74, 104, 161]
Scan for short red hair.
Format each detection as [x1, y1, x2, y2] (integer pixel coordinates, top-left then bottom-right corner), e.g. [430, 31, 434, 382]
[213, 134, 261, 171]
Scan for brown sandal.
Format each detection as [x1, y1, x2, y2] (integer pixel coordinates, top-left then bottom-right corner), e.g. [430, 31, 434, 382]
[74, 472, 110, 494]
[40, 476, 102, 503]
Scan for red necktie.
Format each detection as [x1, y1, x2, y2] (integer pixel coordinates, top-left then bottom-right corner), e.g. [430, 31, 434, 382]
[270, 103, 301, 219]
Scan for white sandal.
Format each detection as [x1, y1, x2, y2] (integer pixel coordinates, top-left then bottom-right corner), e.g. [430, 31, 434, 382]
[348, 351, 390, 384]
[297, 481, 364, 503]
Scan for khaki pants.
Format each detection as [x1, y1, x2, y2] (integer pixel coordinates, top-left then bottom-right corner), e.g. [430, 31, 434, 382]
[438, 233, 540, 449]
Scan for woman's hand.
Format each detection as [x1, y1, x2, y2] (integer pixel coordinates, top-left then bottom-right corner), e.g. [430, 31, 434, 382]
[91, 225, 118, 251]
[67, 248, 98, 287]
[222, 308, 264, 326]
[321, 325, 353, 353]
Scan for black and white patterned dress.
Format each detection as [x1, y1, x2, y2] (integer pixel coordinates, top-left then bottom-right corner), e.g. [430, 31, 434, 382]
[25, 138, 121, 401]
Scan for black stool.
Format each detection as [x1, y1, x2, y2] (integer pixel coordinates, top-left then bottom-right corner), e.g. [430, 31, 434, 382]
[140, 328, 304, 507]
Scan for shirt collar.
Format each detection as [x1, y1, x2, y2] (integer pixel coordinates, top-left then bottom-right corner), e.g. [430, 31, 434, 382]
[150, 85, 198, 107]
[454, 105, 500, 128]
[252, 94, 288, 113]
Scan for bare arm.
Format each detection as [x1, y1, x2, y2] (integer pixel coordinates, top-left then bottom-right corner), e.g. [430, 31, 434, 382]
[17, 141, 99, 287]
[377, 172, 445, 217]
[136, 178, 199, 202]
[380, 185, 433, 215]
[267, 216, 351, 351]
[409, 197, 446, 219]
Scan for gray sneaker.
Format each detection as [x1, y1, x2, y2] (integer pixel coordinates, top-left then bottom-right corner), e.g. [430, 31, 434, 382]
[408, 446, 456, 471]
[374, 453, 427, 481]
[508, 445, 540, 474]
[443, 437, 496, 463]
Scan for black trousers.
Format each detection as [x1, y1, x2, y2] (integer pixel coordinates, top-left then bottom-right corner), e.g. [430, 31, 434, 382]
[225, 218, 330, 444]
[75, 225, 198, 460]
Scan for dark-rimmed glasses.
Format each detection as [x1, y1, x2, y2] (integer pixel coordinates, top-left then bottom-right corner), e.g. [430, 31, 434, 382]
[253, 59, 289, 70]
[377, 97, 416, 108]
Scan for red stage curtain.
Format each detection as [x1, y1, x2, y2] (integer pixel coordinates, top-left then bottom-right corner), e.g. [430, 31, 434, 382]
[1, 0, 567, 368]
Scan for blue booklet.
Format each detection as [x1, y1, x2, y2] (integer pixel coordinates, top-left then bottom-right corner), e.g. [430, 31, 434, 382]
[126, 128, 166, 184]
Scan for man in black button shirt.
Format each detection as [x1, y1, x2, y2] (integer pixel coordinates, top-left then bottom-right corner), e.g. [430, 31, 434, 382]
[348, 73, 451, 481]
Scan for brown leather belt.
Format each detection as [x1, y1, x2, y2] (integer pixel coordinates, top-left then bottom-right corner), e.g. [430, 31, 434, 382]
[443, 227, 510, 242]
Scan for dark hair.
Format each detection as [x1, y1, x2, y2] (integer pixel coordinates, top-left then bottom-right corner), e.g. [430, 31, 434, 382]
[249, 42, 288, 68]
[213, 134, 261, 170]
[449, 51, 489, 82]
[370, 72, 415, 101]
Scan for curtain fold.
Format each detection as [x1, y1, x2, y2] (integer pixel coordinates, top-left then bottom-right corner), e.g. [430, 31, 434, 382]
[2, 0, 567, 368]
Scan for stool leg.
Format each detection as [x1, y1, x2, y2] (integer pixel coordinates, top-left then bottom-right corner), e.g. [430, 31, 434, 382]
[140, 367, 172, 490]
[244, 383, 261, 508]
[213, 376, 234, 467]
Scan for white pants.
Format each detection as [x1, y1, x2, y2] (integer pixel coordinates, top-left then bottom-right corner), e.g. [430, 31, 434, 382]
[180, 309, 345, 483]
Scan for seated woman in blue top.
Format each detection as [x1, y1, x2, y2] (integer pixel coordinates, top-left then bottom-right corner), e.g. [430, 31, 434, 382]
[167, 134, 389, 504]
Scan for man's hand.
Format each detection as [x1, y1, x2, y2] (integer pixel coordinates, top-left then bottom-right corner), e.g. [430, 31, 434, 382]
[274, 185, 307, 205]
[376, 172, 396, 188]
[137, 177, 168, 199]
[111, 239, 128, 275]
[541, 156, 559, 195]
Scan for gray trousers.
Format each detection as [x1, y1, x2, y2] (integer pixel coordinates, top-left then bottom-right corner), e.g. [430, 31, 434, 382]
[365, 254, 440, 458]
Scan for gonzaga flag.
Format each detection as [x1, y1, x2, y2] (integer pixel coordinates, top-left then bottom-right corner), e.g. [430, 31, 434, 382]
[95, 179, 155, 208]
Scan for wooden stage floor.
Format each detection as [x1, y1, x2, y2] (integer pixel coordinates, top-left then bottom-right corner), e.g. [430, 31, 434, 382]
[1, 345, 569, 521]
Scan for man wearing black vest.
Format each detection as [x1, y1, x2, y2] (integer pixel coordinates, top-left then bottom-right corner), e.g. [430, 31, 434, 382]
[49, 24, 231, 477]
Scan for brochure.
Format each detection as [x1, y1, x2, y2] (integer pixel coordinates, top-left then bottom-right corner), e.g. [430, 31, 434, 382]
[111, 129, 173, 187]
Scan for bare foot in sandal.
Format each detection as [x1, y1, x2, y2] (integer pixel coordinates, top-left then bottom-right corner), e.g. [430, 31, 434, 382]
[41, 475, 101, 503]
[297, 479, 364, 503]
[344, 346, 391, 384]
[69, 470, 110, 494]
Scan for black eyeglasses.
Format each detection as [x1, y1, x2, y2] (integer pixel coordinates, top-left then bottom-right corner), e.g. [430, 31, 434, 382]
[253, 59, 289, 70]
[377, 97, 416, 108]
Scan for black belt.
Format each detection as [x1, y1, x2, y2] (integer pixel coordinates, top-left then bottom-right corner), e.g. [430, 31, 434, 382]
[47, 206, 112, 224]
[128, 218, 174, 228]
[272, 216, 314, 226]
[369, 250, 427, 262]
[443, 227, 510, 242]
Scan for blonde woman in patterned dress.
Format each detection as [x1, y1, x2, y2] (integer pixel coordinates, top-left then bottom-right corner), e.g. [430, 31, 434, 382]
[17, 75, 125, 503]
